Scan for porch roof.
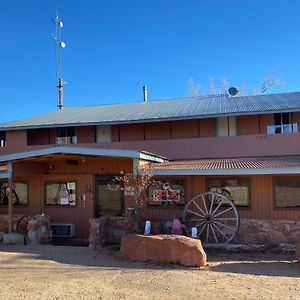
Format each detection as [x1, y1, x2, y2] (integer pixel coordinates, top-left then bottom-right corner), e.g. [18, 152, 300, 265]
[0, 146, 167, 164]
[150, 156, 300, 175]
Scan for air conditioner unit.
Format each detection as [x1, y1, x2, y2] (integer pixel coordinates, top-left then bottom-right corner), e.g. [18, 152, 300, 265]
[51, 223, 75, 237]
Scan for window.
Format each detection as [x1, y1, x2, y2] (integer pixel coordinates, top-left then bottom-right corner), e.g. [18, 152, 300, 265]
[0, 131, 6, 147]
[275, 178, 300, 208]
[148, 179, 185, 206]
[56, 127, 77, 144]
[217, 117, 237, 137]
[207, 178, 250, 207]
[267, 113, 297, 134]
[45, 182, 76, 206]
[0, 182, 28, 205]
[27, 128, 51, 145]
[96, 125, 112, 143]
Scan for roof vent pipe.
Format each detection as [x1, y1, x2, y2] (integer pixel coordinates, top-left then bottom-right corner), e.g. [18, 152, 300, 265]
[143, 85, 148, 102]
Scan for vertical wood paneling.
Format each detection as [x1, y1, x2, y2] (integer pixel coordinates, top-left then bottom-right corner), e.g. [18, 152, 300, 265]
[111, 125, 120, 142]
[77, 126, 95, 143]
[3, 162, 300, 240]
[119, 124, 145, 141]
[199, 118, 215, 137]
[238, 115, 259, 135]
[170, 120, 198, 139]
[145, 122, 171, 140]
[259, 115, 268, 134]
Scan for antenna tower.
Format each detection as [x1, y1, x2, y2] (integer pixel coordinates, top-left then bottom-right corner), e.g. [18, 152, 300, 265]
[52, 11, 66, 110]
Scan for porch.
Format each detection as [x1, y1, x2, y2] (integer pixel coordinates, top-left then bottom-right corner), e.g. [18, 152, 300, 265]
[0, 146, 165, 240]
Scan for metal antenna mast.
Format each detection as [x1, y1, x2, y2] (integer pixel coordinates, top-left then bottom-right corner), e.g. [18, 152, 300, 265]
[52, 11, 66, 110]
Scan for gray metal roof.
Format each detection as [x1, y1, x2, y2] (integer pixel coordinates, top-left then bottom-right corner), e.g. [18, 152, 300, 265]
[1, 91, 300, 130]
[0, 146, 167, 164]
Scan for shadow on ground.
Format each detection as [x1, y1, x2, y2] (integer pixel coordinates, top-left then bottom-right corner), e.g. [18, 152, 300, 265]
[0, 244, 187, 271]
[207, 252, 300, 278]
[0, 244, 298, 277]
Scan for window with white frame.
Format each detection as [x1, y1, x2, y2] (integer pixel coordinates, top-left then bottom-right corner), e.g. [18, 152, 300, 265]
[267, 113, 297, 134]
[0, 131, 6, 147]
[56, 127, 77, 144]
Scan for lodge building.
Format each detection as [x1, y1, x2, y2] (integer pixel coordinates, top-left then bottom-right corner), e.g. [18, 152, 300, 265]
[0, 91, 300, 244]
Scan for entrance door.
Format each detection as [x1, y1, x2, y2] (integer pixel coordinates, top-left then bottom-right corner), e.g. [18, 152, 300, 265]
[95, 175, 124, 217]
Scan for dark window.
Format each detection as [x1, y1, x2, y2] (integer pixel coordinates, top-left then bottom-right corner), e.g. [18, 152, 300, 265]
[275, 178, 300, 208]
[56, 127, 77, 144]
[267, 113, 297, 134]
[0, 131, 6, 147]
[207, 178, 250, 207]
[148, 179, 185, 206]
[45, 182, 76, 206]
[0, 182, 28, 205]
[27, 128, 51, 145]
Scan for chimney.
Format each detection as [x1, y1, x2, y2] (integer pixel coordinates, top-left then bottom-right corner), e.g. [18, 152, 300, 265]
[143, 85, 148, 102]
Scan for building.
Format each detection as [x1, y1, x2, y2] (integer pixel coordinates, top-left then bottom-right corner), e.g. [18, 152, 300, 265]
[0, 91, 300, 244]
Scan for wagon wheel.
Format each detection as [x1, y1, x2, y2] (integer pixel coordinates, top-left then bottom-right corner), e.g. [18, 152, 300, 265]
[0, 187, 19, 205]
[183, 191, 240, 244]
[16, 215, 29, 235]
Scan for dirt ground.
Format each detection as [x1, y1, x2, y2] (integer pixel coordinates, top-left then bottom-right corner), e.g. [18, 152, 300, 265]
[0, 244, 299, 300]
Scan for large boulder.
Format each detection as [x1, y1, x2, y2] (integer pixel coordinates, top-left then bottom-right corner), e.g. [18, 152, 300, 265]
[296, 242, 300, 263]
[120, 234, 207, 267]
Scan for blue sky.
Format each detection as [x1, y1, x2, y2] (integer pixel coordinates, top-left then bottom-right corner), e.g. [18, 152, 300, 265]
[0, 0, 299, 122]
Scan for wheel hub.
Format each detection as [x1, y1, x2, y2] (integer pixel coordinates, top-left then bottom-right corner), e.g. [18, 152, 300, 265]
[205, 215, 214, 224]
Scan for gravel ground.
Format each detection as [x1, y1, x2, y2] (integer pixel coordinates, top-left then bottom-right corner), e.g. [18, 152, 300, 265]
[0, 244, 299, 300]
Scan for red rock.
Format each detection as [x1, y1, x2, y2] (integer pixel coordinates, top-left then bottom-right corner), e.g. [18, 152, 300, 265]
[296, 242, 300, 263]
[120, 234, 207, 267]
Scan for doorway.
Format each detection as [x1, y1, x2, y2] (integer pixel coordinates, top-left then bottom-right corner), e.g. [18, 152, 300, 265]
[95, 175, 124, 217]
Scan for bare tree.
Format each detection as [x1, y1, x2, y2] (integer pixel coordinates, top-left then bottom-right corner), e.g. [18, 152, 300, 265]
[109, 164, 159, 232]
[219, 77, 229, 94]
[187, 77, 200, 97]
[186, 70, 285, 97]
[208, 76, 216, 95]
[238, 81, 247, 96]
[259, 70, 285, 94]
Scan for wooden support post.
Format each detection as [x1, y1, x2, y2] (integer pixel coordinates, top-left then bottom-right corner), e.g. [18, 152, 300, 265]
[133, 158, 139, 176]
[7, 162, 13, 233]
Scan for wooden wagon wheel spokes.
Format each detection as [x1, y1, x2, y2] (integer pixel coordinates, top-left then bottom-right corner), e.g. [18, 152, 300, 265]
[183, 191, 240, 244]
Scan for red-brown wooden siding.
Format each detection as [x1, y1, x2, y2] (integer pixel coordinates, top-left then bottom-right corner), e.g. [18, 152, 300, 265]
[171, 120, 198, 139]
[119, 124, 145, 141]
[0, 156, 133, 239]
[238, 115, 260, 135]
[141, 174, 300, 222]
[199, 118, 215, 137]
[76, 126, 95, 143]
[145, 122, 171, 140]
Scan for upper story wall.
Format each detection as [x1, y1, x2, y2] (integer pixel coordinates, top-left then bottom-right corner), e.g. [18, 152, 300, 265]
[1, 112, 300, 159]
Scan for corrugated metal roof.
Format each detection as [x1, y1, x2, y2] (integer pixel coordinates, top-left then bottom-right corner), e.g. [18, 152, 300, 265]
[1, 91, 300, 130]
[150, 156, 300, 175]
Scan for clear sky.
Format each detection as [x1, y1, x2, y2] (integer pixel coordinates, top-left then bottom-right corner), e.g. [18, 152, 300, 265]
[0, 0, 299, 122]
